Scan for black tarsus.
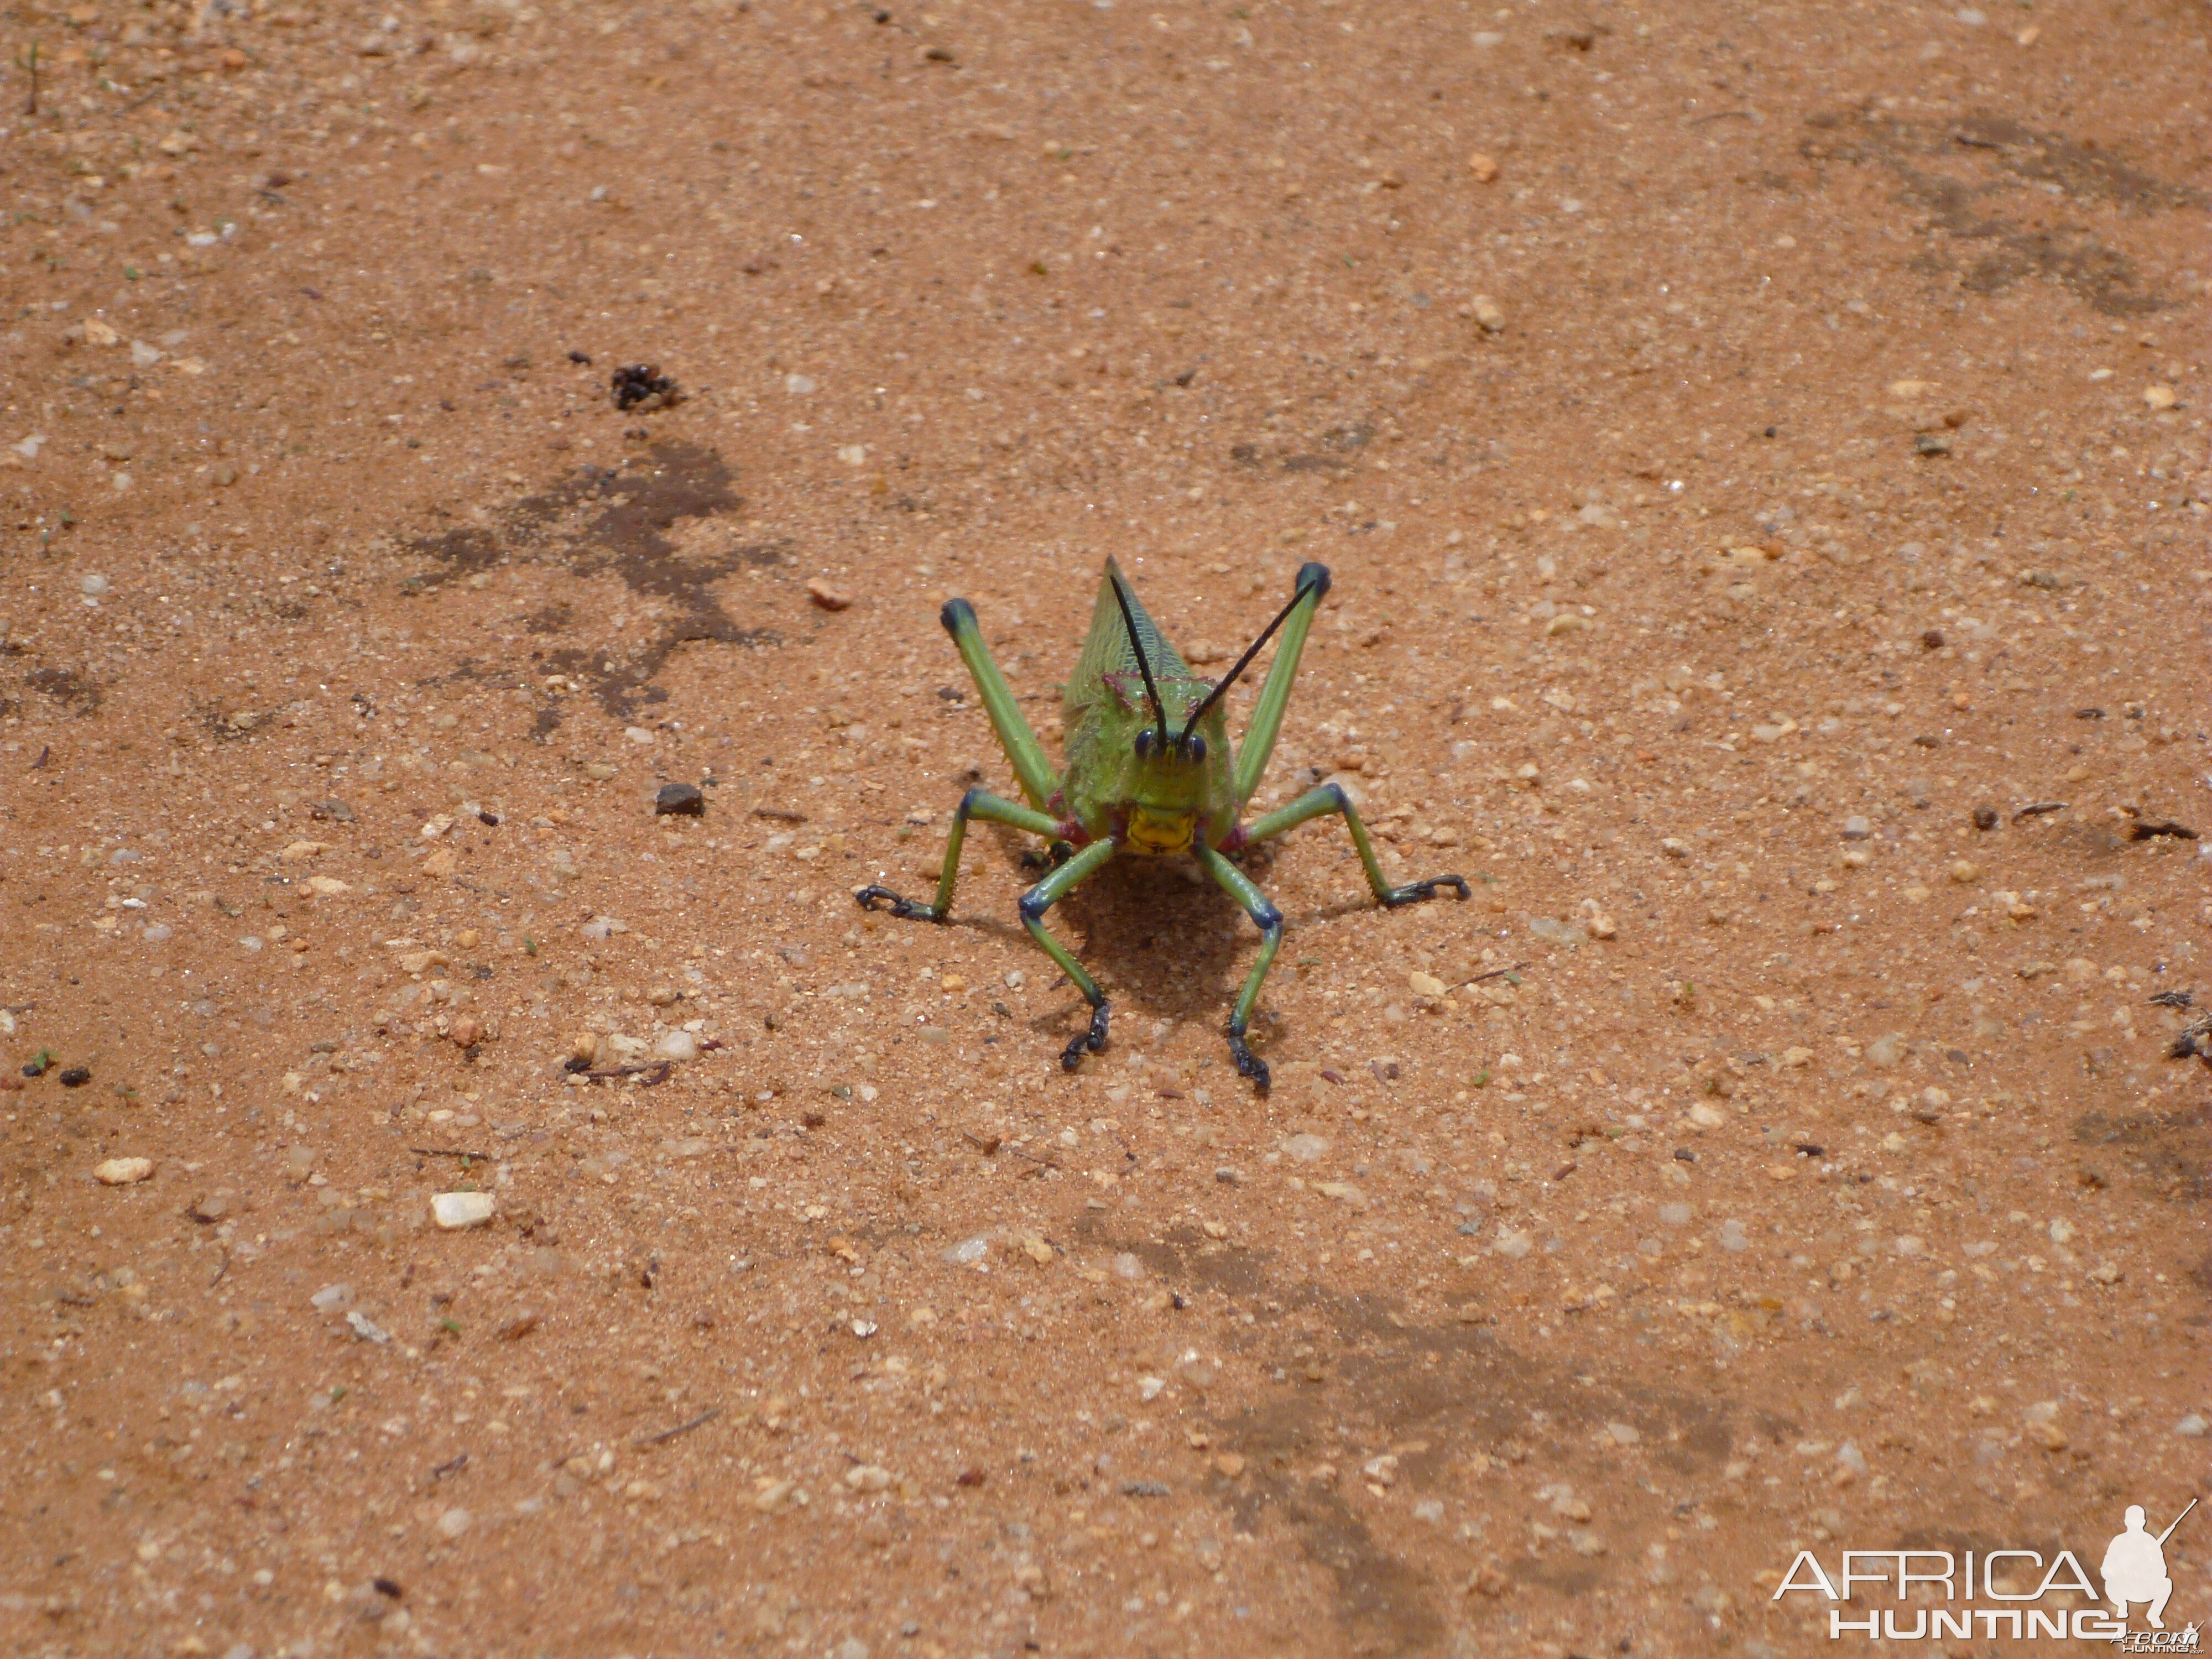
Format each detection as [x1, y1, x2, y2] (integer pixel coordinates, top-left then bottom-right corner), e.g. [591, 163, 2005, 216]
[1108, 572, 1171, 750]
[1178, 561, 1331, 744]
[1227, 1024, 1271, 1092]
[855, 885, 943, 922]
[1062, 999, 1112, 1071]
[1383, 874, 1472, 908]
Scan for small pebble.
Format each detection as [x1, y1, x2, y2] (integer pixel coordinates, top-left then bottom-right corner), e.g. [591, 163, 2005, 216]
[1971, 805, 1998, 831]
[1281, 1133, 1329, 1162]
[2176, 1415, 2208, 1438]
[1949, 860, 1980, 884]
[346, 1310, 392, 1344]
[654, 781, 706, 817]
[311, 1283, 355, 1312]
[436, 1507, 472, 1540]
[1466, 152, 1500, 182]
[623, 726, 656, 745]
[1840, 816, 1872, 841]
[95, 1157, 153, 1186]
[431, 1191, 497, 1229]
[653, 1030, 700, 1061]
[2142, 384, 2177, 410]
[806, 578, 854, 612]
[1470, 295, 1506, 334]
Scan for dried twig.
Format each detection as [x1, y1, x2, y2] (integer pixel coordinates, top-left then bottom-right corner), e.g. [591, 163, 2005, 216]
[751, 805, 807, 823]
[2012, 800, 2068, 821]
[1458, 962, 1528, 988]
[582, 1062, 674, 1087]
[633, 1406, 722, 1449]
[14, 39, 41, 118]
[409, 1146, 494, 1161]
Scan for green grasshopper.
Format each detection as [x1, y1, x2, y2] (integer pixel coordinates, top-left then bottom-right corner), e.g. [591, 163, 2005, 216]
[857, 559, 1468, 1090]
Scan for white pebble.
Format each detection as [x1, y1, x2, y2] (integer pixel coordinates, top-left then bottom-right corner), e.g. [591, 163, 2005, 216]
[652, 1030, 698, 1061]
[80, 573, 111, 597]
[346, 1310, 392, 1344]
[436, 1507, 472, 1539]
[943, 1237, 989, 1265]
[95, 1157, 154, 1186]
[431, 1191, 496, 1229]
[1280, 1133, 1329, 1163]
[310, 1282, 354, 1312]
[623, 726, 656, 744]
[2175, 1415, 2207, 1438]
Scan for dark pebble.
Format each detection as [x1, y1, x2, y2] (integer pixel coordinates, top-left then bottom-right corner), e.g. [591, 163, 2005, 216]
[654, 781, 706, 817]
[59, 1067, 91, 1088]
[611, 363, 678, 412]
[1971, 805, 1999, 831]
[1919, 629, 1944, 650]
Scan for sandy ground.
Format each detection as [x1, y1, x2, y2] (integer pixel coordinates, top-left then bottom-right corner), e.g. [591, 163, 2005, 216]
[3, 0, 2210, 1653]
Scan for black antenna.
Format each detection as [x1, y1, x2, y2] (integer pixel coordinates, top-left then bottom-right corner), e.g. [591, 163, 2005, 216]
[1110, 570, 1171, 749]
[1178, 569, 1324, 744]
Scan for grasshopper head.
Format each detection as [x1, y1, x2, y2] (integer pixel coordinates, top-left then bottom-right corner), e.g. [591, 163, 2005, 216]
[1126, 804, 1196, 856]
[1124, 726, 1209, 855]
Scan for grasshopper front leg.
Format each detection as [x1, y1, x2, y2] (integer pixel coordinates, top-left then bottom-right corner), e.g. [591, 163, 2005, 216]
[1017, 838, 1120, 1070]
[1239, 782, 1471, 908]
[857, 789, 1061, 921]
[1194, 843, 1283, 1091]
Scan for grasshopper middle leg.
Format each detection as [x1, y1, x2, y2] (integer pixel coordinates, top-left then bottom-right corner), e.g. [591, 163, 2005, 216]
[1194, 843, 1284, 1091]
[855, 789, 1060, 921]
[1239, 782, 1471, 907]
[1016, 838, 1120, 1071]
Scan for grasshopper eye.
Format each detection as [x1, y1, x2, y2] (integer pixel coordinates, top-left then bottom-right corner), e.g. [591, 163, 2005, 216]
[1185, 734, 1207, 764]
[1134, 729, 1154, 760]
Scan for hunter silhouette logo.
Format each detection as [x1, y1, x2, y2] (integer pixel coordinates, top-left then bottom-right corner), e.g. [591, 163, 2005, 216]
[1771, 1496, 2200, 1647]
[2104, 1501, 2192, 1629]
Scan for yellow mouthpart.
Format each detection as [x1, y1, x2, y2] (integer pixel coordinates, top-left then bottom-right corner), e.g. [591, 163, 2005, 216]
[1127, 807, 1195, 857]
